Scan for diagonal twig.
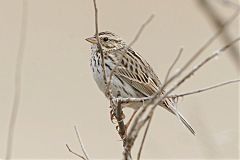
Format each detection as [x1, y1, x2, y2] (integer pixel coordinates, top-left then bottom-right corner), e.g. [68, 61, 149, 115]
[66, 126, 90, 160]
[164, 47, 183, 83]
[66, 144, 86, 160]
[128, 14, 155, 47]
[137, 111, 153, 160]
[171, 79, 240, 98]
[74, 126, 90, 160]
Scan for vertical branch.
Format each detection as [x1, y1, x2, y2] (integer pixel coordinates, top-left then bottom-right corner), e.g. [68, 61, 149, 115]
[92, 0, 107, 89]
[5, 0, 28, 159]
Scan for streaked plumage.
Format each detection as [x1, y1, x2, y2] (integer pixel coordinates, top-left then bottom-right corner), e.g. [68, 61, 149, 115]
[86, 31, 195, 135]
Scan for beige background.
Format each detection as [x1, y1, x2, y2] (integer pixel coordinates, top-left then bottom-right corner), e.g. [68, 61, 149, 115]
[0, 0, 239, 159]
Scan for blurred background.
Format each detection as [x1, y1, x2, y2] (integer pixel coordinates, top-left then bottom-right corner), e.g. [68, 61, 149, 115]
[0, 0, 239, 159]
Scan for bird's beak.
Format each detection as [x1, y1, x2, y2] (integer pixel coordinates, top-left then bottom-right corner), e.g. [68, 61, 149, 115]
[85, 37, 98, 44]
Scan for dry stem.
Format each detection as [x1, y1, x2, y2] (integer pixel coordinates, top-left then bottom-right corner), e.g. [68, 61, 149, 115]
[137, 111, 153, 160]
[171, 79, 240, 98]
[66, 126, 90, 160]
[92, 0, 107, 88]
[66, 144, 86, 160]
[164, 47, 183, 83]
[74, 126, 90, 160]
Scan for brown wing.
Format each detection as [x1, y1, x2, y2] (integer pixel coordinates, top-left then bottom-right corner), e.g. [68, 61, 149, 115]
[114, 48, 161, 97]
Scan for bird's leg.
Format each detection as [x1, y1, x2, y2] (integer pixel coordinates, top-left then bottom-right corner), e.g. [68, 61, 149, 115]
[110, 108, 116, 123]
[110, 102, 125, 124]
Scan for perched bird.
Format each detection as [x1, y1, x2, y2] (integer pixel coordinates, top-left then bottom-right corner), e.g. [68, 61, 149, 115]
[86, 31, 195, 135]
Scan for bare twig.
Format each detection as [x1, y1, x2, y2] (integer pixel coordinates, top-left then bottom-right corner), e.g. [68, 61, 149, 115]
[92, 0, 107, 88]
[137, 111, 153, 160]
[128, 14, 155, 47]
[66, 126, 90, 160]
[171, 79, 240, 98]
[74, 126, 90, 160]
[66, 144, 86, 160]
[164, 47, 183, 83]
[113, 95, 154, 104]
[198, 0, 240, 69]
[5, 1, 28, 159]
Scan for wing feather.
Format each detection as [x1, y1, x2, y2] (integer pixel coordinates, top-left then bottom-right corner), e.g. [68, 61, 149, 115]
[114, 48, 161, 96]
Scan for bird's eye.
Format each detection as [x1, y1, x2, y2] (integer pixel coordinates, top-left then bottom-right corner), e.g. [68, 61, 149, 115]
[103, 37, 109, 42]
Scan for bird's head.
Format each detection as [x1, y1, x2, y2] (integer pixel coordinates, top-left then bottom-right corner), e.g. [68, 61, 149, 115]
[85, 31, 126, 52]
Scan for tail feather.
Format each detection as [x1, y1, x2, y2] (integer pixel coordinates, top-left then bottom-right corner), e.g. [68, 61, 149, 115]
[163, 98, 195, 135]
[178, 112, 195, 135]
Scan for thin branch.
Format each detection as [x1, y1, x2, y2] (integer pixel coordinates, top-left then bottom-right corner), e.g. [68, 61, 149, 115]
[164, 47, 183, 83]
[172, 79, 240, 98]
[66, 144, 86, 160]
[92, 0, 107, 88]
[5, 1, 28, 159]
[137, 112, 153, 160]
[113, 95, 154, 104]
[198, 0, 240, 69]
[74, 126, 90, 160]
[128, 14, 155, 47]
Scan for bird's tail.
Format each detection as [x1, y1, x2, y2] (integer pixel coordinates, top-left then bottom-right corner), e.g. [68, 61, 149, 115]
[178, 112, 195, 135]
[163, 98, 195, 135]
